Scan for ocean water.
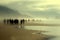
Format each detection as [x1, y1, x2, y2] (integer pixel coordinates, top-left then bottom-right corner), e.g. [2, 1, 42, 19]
[25, 26, 60, 40]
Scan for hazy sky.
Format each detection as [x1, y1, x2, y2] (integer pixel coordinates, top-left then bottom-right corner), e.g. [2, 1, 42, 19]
[0, 0, 60, 19]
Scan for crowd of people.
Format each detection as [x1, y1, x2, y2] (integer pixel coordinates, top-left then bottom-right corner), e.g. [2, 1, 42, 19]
[3, 19, 25, 29]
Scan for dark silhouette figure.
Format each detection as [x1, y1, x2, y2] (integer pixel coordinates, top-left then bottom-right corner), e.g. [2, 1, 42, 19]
[14, 19, 19, 24]
[9, 19, 14, 24]
[20, 19, 25, 29]
[3, 19, 6, 24]
[20, 19, 25, 24]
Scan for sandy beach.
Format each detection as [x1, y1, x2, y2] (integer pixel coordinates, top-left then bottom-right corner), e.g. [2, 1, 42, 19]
[0, 23, 51, 40]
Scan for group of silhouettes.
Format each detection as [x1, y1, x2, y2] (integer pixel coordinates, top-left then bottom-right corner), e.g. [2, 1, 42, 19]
[3, 19, 25, 25]
[3, 19, 25, 29]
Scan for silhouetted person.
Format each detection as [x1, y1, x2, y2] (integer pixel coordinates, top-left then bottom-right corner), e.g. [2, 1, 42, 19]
[3, 19, 6, 24]
[6, 19, 9, 24]
[20, 19, 25, 29]
[9, 19, 14, 24]
[14, 19, 19, 24]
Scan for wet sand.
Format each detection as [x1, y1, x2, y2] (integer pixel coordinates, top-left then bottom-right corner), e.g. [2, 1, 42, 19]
[25, 22, 60, 26]
[0, 23, 52, 40]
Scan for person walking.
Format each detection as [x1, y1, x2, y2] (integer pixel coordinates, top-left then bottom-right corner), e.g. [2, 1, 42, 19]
[20, 19, 25, 29]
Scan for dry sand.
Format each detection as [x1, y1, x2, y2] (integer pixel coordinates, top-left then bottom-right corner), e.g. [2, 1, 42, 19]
[0, 23, 51, 40]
